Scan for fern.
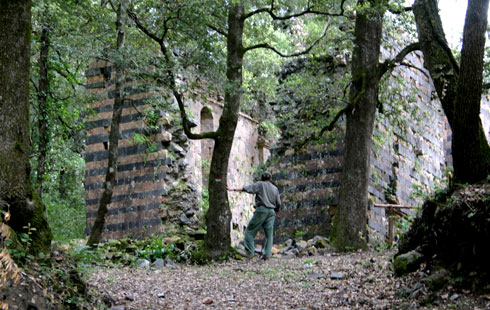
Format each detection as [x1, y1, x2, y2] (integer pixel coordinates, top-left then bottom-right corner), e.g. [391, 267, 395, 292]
[1, 209, 20, 309]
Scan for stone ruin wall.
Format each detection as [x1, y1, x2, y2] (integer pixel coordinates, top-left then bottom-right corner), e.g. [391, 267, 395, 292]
[271, 48, 490, 243]
[85, 61, 261, 243]
[86, 52, 490, 245]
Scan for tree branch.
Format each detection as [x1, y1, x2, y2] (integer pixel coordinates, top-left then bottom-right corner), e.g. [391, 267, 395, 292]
[388, 6, 413, 14]
[30, 78, 39, 93]
[244, 22, 329, 56]
[128, 9, 218, 140]
[296, 73, 367, 149]
[377, 42, 421, 79]
[422, 0, 460, 74]
[207, 24, 227, 37]
[398, 61, 430, 79]
[127, 9, 163, 44]
[244, 0, 347, 20]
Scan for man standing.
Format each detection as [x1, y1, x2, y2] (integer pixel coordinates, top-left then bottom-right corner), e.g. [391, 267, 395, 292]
[227, 172, 281, 260]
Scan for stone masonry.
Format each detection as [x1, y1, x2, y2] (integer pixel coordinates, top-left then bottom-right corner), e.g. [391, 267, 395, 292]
[85, 61, 263, 243]
[86, 50, 490, 245]
[270, 48, 490, 243]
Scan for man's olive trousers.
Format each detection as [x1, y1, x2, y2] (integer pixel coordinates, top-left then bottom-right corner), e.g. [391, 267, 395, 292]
[244, 206, 275, 258]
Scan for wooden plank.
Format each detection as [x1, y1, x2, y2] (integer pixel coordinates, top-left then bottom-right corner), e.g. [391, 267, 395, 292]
[373, 203, 415, 209]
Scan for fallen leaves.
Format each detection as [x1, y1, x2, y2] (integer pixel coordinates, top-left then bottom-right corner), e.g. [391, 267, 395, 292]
[86, 250, 488, 310]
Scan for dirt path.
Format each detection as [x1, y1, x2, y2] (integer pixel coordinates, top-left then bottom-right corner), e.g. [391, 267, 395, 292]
[87, 251, 487, 310]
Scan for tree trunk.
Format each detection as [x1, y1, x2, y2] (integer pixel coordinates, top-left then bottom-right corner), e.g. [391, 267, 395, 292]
[203, 4, 244, 258]
[36, 16, 50, 197]
[0, 0, 52, 254]
[413, 0, 490, 184]
[87, 0, 126, 246]
[452, 0, 490, 183]
[330, 0, 384, 251]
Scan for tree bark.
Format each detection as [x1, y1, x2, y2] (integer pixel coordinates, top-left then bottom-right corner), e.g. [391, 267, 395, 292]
[87, 0, 126, 246]
[0, 0, 52, 254]
[203, 4, 244, 258]
[330, 0, 384, 251]
[413, 0, 490, 184]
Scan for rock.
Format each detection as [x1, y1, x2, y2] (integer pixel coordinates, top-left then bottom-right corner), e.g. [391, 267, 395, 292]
[136, 259, 150, 268]
[165, 257, 177, 268]
[163, 236, 181, 244]
[170, 142, 185, 156]
[159, 131, 172, 143]
[450, 294, 459, 301]
[313, 237, 329, 249]
[124, 296, 134, 301]
[424, 269, 450, 291]
[307, 246, 318, 256]
[285, 239, 294, 247]
[179, 214, 191, 225]
[271, 245, 280, 255]
[185, 210, 195, 217]
[330, 272, 345, 280]
[202, 297, 214, 304]
[298, 250, 309, 257]
[296, 240, 308, 251]
[287, 248, 300, 257]
[157, 293, 166, 298]
[151, 258, 165, 269]
[393, 250, 424, 276]
[102, 294, 116, 306]
[307, 272, 326, 279]
[111, 306, 126, 310]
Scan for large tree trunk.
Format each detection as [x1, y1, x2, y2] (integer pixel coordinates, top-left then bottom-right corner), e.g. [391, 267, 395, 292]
[87, 0, 126, 246]
[203, 4, 244, 258]
[330, 0, 384, 251]
[452, 0, 490, 183]
[0, 0, 52, 254]
[413, 0, 490, 184]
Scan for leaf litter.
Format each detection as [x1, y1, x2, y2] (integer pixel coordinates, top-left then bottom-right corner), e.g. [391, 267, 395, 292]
[87, 250, 489, 310]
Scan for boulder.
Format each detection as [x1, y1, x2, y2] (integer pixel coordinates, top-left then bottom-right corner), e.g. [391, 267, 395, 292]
[151, 258, 165, 269]
[423, 268, 450, 291]
[313, 237, 329, 249]
[136, 259, 150, 268]
[393, 250, 424, 276]
[296, 240, 308, 251]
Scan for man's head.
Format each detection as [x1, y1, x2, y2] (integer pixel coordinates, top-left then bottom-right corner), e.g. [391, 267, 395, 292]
[261, 171, 272, 181]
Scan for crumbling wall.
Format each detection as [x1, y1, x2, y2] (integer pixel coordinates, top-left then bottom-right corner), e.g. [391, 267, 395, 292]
[269, 49, 466, 243]
[85, 61, 261, 242]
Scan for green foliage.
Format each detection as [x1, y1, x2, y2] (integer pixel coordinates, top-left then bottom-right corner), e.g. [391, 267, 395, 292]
[136, 238, 183, 262]
[294, 230, 306, 240]
[132, 132, 148, 144]
[41, 141, 86, 241]
[259, 121, 281, 142]
[410, 167, 453, 204]
[7, 223, 36, 262]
